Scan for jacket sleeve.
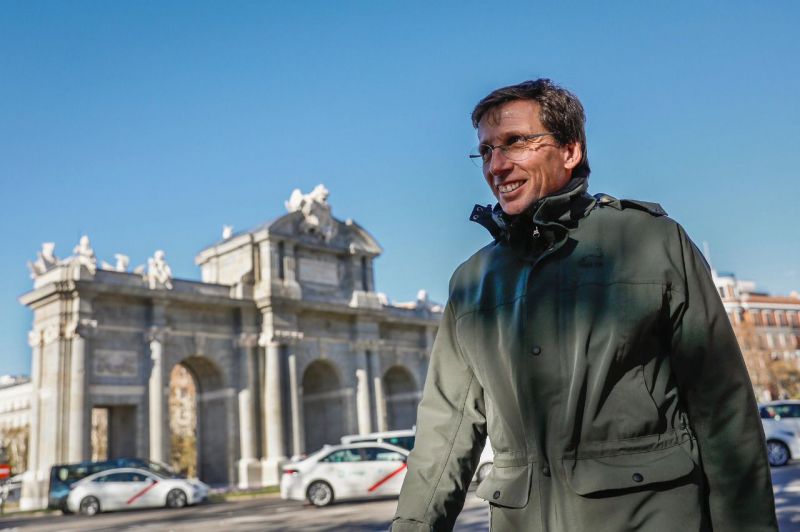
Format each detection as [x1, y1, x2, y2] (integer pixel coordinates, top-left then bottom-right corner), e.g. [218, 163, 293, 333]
[391, 299, 487, 532]
[669, 224, 778, 531]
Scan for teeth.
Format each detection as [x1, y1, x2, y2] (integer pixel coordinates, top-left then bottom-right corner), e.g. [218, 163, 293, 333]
[498, 181, 523, 193]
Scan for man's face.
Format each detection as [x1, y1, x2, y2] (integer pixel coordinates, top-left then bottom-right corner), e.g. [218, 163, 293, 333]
[477, 100, 580, 215]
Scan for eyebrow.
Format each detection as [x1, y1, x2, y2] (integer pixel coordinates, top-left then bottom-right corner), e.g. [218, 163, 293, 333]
[478, 129, 530, 145]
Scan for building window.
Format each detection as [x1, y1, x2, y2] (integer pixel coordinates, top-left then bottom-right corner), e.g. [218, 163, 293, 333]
[361, 256, 369, 291]
[277, 242, 285, 280]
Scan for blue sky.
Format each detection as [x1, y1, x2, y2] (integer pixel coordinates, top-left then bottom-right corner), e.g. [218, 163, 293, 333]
[1, 1, 799, 375]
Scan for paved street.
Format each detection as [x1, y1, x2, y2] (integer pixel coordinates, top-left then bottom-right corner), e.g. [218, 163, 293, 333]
[774, 462, 800, 531]
[2, 464, 799, 532]
[0, 492, 487, 532]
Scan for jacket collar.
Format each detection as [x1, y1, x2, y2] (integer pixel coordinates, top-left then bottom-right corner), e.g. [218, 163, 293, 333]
[470, 177, 594, 242]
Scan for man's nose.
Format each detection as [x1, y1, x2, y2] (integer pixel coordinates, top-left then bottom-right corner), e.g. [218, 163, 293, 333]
[488, 148, 513, 177]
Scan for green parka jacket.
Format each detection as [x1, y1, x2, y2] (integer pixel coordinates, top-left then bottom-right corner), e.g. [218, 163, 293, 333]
[392, 178, 777, 532]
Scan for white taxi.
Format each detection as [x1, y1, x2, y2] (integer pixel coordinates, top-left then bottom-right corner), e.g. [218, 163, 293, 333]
[65, 467, 209, 515]
[280, 442, 409, 507]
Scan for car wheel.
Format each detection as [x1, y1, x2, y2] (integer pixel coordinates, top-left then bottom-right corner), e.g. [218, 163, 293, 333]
[166, 488, 188, 508]
[79, 496, 100, 516]
[306, 480, 334, 507]
[476, 462, 493, 484]
[767, 440, 791, 467]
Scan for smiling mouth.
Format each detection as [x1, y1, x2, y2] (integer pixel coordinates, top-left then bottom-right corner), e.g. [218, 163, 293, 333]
[497, 180, 524, 193]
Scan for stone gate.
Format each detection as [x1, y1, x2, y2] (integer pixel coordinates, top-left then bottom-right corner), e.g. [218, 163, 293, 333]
[20, 186, 441, 509]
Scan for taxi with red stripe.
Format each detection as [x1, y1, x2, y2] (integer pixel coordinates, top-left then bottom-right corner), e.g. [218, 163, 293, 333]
[65, 467, 209, 515]
[281, 442, 409, 507]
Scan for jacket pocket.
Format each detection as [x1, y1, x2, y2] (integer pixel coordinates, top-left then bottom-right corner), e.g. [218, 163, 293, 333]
[475, 462, 534, 508]
[562, 431, 698, 496]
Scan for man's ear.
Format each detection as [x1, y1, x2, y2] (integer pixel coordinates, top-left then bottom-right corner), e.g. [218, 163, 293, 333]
[563, 142, 582, 171]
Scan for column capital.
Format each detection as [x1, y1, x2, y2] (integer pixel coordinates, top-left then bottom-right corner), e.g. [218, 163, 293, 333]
[237, 332, 260, 349]
[145, 326, 170, 344]
[353, 338, 384, 351]
[27, 329, 41, 348]
[65, 318, 98, 339]
[259, 329, 303, 347]
[43, 323, 60, 345]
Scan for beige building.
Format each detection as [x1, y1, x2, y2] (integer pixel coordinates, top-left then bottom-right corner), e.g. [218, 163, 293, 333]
[19, 186, 441, 509]
[714, 272, 800, 400]
[0, 376, 32, 473]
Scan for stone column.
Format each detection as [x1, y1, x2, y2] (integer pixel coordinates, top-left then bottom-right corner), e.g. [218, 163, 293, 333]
[237, 332, 259, 488]
[147, 327, 167, 463]
[260, 335, 286, 485]
[374, 376, 388, 433]
[367, 349, 388, 433]
[26, 329, 42, 473]
[21, 330, 44, 510]
[67, 319, 96, 462]
[356, 369, 372, 435]
[259, 328, 303, 484]
[288, 353, 304, 457]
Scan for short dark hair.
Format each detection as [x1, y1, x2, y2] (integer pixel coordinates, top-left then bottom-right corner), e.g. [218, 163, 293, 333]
[471, 79, 590, 179]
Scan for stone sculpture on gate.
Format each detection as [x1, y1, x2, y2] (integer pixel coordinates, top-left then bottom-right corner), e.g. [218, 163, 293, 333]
[145, 250, 173, 290]
[71, 235, 97, 274]
[285, 184, 337, 242]
[26, 242, 59, 278]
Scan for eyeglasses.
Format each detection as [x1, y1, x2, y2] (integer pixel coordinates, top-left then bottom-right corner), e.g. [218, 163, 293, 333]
[469, 133, 555, 167]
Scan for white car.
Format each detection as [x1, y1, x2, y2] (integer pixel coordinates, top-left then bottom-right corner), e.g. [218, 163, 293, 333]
[66, 467, 209, 515]
[341, 429, 416, 451]
[760, 401, 800, 467]
[281, 442, 409, 507]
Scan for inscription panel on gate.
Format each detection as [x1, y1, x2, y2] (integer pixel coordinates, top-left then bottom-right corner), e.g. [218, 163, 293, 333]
[298, 257, 339, 286]
[93, 350, 139, 378]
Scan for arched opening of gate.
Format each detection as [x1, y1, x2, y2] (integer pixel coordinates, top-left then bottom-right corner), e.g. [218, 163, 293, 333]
[168, 364, 197, 477]
[168, 356, 228, 485]
[383, 366, 418, 430]
[302, 360, 345, 452]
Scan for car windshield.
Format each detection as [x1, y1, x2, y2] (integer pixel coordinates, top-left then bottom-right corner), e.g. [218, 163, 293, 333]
[321, 449, 362, 463]
[148, 468, 171, 479]
[147, 461, 179, 478]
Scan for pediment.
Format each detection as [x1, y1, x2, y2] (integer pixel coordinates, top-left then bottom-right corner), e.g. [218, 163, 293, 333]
[264, 213, 382, 256]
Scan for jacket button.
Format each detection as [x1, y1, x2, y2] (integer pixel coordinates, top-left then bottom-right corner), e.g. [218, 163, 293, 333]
[531, 345, 542, 356]
[493, 490, 501, 499]
[541, 464, 551, 477]
[632, 473, 644, 483]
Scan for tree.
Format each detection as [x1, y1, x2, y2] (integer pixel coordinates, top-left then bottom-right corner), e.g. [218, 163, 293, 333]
[733, 312, 800, 400]
[0, 426, 29, 473]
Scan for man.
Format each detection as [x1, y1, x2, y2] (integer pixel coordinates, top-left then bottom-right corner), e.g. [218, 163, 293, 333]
[392, 79, 777, 531]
